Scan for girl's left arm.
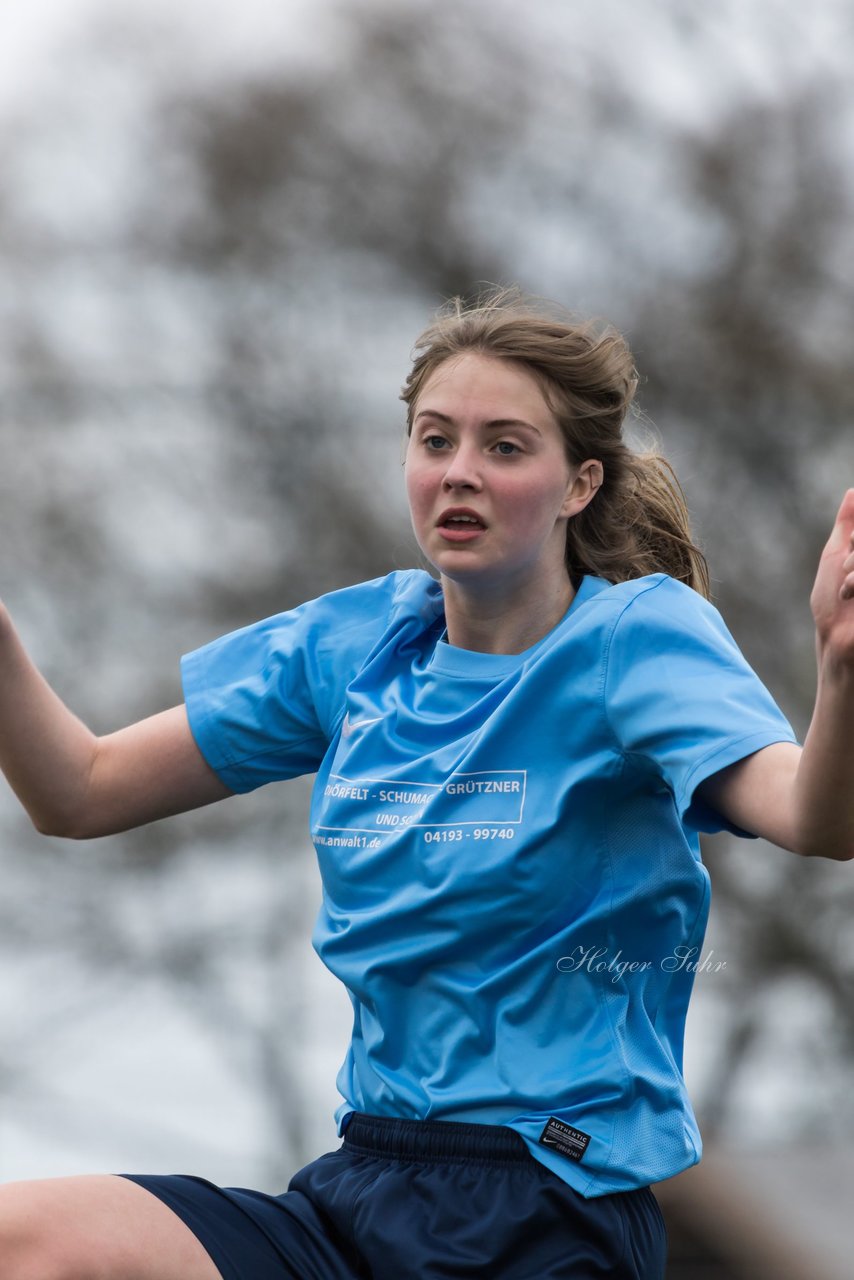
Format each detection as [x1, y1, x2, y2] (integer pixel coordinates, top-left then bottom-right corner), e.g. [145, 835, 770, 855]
[697, 488, 854, 861]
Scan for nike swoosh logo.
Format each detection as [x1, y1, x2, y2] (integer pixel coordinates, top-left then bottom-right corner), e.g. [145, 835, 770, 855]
[342, 713, 384, 737]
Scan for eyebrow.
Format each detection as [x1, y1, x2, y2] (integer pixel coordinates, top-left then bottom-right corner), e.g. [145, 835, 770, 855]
[413, 410, 542, 436]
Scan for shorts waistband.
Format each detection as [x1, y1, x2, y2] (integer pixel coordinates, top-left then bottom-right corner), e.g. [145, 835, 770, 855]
[341, 1112, 533, 1165]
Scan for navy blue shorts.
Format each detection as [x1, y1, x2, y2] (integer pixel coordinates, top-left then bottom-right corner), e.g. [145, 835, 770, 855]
[122, 1113, 666, 1279]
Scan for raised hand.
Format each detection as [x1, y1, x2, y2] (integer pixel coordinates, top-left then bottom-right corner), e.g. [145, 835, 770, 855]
[810, 488, 854, 665]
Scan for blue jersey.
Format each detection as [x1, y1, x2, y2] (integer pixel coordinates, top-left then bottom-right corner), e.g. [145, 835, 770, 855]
[181, 571, 797, 1195]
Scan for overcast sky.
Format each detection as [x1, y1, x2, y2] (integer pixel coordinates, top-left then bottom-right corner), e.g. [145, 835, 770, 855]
[5, 0, 854, 155]
[1, 0, 337, 115]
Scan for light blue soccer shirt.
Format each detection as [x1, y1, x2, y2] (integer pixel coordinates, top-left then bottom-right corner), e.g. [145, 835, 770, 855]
[181, 571, 798, 1196]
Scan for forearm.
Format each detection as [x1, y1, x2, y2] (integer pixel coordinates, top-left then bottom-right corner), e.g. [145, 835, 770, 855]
[0, 603, 99, 835]
[791, 650, 854, 860]
[0, 604, 233, 839]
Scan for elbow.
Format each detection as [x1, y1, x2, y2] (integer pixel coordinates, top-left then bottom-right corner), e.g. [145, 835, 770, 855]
[825, 845, 854, 863]
[794, 834, 854, 862]
[787, 807, 854, 860]
[30, 805, 94, 841]
[27, 760, 101, 840]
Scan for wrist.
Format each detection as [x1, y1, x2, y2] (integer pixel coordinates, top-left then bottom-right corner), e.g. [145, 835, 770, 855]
[815, 639, 854, 689]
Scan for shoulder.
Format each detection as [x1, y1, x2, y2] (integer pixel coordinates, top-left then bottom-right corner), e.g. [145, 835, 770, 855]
[575, 573, 729, 650]
[574, 575, 752, 713]
[297, 569, 443, 641]
[184, 569, 443, 686]
[584, 572, 716, 616]
[219, 569, 441, 640]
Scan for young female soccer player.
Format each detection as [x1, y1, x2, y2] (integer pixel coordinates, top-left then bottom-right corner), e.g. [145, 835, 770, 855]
[0, 292, 852, 1279]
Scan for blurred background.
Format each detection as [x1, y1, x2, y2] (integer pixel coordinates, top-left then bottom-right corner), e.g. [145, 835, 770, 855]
[1, 0, 853, 1274]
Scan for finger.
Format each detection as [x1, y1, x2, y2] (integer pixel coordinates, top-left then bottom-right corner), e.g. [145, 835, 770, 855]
[826, 489, 854, 554]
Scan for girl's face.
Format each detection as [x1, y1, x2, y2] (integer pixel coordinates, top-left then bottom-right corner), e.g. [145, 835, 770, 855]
[405, 353, 596, 597]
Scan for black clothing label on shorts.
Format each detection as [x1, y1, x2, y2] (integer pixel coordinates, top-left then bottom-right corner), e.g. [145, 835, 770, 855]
[538, 1117, 591, 1162]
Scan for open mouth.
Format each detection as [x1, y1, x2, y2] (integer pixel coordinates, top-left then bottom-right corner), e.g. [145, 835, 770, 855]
[438, 511, 487, 541]
[441, 514, 485, 530]
[440, 517, 486, 542]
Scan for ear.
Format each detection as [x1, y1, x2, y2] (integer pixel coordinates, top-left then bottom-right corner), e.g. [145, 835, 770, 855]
[561, 459, 603, 519]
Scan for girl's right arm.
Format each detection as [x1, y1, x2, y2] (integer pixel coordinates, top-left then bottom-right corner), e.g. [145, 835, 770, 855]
[0, 603, 233, 840]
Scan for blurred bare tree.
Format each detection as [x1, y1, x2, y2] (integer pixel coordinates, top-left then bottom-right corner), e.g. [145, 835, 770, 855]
[1, 0, 853, 1184]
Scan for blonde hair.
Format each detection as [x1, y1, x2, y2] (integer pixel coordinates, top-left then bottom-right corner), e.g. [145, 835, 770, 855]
[401, 289, 710, 598]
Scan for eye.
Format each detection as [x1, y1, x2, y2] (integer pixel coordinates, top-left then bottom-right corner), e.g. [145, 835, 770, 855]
[423, 434, 450, 451]
[494, 440, 521, 456]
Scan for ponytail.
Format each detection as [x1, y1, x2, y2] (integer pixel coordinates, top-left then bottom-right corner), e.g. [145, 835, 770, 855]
[566, 449, 710, 598]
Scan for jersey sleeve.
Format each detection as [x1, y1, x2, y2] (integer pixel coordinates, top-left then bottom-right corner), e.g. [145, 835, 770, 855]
[180, 575, 422, 793]
[603, 575, 800, 836]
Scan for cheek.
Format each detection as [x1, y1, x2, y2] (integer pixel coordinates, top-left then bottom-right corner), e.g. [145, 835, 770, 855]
[404, 459, 432, 521]
[500, 474, 569, 528]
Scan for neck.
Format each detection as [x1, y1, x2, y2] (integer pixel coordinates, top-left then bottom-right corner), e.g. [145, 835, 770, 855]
[440, 573, 577, 655]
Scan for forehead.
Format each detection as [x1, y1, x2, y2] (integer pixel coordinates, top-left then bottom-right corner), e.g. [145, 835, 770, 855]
[416, 353, 557, 426]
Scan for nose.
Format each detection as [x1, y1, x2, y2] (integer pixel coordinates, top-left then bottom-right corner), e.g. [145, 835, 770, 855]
[441, 441, 482, 491]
